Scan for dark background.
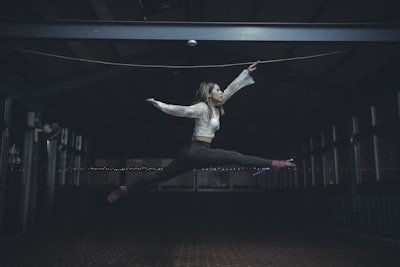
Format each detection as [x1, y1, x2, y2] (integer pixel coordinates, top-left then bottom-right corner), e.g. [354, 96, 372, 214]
[0, 0, 399, 159]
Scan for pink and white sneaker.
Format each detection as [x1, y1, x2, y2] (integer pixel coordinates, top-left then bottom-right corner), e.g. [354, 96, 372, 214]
[107, 186, 128, 203]
[271, 160, 296, 170]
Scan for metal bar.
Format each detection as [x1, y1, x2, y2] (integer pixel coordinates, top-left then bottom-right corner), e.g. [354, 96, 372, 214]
[283, 169, 288, 189]
[1, 21, 400, 41]
[0, 98, 12, 184]
[21, 129, 34, 235]
[81, 137, 89, 187]
[332, 125, 340, 184]
[290, 170, 295, 189]
[59, 128, 69, 185]
[27, 112, 41, 229]
[352, 115, 361, 184]
[46, 139, 58, 215]
[28, 133, 39, 227]
[267, 172, 273, 190]
[321, 132, 327, 187]
[371, 105, 381, 181]
[59, 151, 67, 186]
[303, 159, 307, 188]
[0, 97, 12, 233]
[74, 154, 81, 187]
[398, 91, 400, 117]
[351, 115, 362, 228]
[73, 135, 82, 187]
[310, 137, 316, 186]
[69, 131, 76, 186]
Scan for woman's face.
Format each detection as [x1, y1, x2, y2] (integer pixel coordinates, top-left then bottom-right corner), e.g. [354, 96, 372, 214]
[209, 84, 223, 103]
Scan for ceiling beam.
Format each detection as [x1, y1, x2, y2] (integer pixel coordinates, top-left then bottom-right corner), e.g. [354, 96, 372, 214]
[37, 65, 131, 97]
[1, 21, 400, 41]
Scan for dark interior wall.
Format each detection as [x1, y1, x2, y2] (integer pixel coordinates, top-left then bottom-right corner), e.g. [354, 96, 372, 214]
[52, 183, 400, 241]
[298, 188, 400, 240]
[288, 84, 400, 239]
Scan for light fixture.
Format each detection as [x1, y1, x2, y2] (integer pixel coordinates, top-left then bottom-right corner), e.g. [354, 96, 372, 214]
[187, 39, 197, 47]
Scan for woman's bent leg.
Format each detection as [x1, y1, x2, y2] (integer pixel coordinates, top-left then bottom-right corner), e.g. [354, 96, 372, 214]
[108, 159, 191, 203]
[130, 160, 192, 188]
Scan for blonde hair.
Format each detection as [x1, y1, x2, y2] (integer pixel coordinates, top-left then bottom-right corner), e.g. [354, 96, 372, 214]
[195, 82, 225, 119]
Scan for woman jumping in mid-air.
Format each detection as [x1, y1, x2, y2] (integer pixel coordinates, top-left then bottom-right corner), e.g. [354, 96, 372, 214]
[108, 61, 295, 202]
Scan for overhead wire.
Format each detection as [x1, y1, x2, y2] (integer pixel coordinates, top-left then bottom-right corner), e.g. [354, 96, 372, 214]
[0, 44, 349, 69]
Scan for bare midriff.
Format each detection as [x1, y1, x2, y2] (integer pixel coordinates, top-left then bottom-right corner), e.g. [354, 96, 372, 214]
[192, 136, 213, 143]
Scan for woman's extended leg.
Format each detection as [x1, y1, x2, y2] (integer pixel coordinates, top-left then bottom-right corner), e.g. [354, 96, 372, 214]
[190, 147, 294, 170]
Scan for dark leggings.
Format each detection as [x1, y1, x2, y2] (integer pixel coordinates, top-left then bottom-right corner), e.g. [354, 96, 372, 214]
[129, 141, 272, 189]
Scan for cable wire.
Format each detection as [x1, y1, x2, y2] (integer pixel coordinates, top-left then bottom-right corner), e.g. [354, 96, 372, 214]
[0, 44, 348, 69]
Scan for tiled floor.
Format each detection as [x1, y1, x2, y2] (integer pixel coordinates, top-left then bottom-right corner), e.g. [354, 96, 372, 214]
[1, 209, 400, 267]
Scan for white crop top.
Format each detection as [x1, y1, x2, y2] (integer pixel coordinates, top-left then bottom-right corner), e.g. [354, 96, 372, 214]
[153, 69, 255, 138]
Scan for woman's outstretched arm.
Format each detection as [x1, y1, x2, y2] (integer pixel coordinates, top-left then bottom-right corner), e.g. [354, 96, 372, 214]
[220, 61, 259, 105]
[146, 98, 207, 118]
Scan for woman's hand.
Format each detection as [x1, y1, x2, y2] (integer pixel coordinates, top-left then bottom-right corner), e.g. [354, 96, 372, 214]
[247, 60, 260, 73]
[146, 98, 160, 108]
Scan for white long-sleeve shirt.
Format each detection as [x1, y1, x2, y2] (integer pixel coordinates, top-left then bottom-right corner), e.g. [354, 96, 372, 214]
[153, 69, 255, 138]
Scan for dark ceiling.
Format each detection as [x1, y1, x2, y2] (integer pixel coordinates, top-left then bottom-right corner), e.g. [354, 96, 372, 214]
[0, 0, 399, 158]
